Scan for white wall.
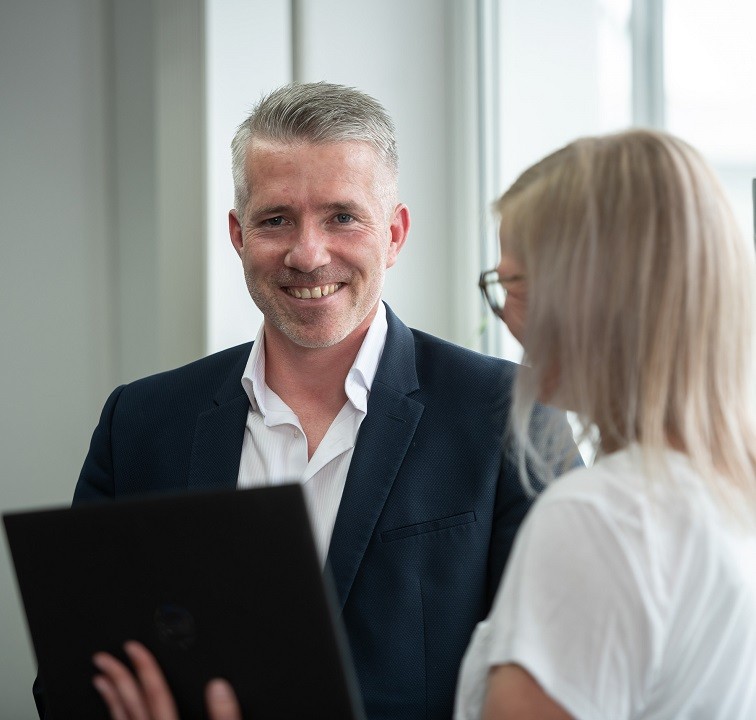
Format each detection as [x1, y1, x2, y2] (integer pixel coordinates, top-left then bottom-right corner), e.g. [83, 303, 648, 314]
[0, 2, 115, 716]
[0, 0, 205, 715]
[112, 0, 205, 381]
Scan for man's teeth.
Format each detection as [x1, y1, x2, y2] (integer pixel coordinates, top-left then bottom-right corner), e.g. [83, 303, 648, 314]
[287, 283, 340, 299]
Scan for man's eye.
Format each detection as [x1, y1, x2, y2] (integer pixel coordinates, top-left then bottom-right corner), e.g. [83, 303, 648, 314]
[335, 213, 353, 224]
[264, 216, 285, 227]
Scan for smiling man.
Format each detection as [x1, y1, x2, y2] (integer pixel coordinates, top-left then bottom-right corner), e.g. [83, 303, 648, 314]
[40, 83, 578, 720]
[229, 133, 408, 464]
[234, 139, 406, 351]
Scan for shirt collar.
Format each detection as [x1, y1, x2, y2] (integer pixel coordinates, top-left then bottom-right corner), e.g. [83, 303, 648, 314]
[346, 300, 387, 413]
[240, 324, 267, 415]
[241, 301, 388, 418]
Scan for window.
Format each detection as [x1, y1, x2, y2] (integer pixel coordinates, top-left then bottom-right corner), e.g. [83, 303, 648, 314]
[664, 0, 756, 244]
[482, 0, 755, 361]
[483, 0, 634, 360]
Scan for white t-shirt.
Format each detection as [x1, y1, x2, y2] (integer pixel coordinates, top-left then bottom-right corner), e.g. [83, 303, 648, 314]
[455, 446, 756, 720]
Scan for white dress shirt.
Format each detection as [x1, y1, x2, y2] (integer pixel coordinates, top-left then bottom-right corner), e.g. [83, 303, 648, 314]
[237, 302, 388, 563]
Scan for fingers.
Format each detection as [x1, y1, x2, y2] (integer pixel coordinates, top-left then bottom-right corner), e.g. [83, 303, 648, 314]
[92, 673, 131, 720]
[93, 642, 241, 720]
[124, 641, 180, 719]
[92, 642, 178, 720]
[205, 679, 242, 720]
[92, 650, 151, 720]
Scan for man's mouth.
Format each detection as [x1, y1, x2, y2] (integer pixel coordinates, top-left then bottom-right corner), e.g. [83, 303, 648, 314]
[284, 283, 342, 299]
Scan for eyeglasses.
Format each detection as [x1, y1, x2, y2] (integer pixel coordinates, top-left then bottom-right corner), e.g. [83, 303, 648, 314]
[478, 269, 508, 317]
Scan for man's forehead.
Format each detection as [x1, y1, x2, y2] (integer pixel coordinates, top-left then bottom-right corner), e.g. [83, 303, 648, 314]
[243, 138, 396, 206]
[245, 136, 380, 160]
[243, 138, 397, 191]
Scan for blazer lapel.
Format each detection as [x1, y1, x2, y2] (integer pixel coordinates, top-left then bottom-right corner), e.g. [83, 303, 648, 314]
[187, 347, 251, 491]
[326, 305, 424, 610]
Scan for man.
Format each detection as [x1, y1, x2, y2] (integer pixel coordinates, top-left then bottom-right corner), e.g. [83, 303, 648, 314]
[37, 82, 573, 720]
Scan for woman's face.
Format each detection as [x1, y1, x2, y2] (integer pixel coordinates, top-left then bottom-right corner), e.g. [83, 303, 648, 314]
[497, 220, 562, 404]
[496, 222, 528, 344]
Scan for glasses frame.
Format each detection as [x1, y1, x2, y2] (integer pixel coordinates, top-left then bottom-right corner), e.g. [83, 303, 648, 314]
[478, 269, 507, 317]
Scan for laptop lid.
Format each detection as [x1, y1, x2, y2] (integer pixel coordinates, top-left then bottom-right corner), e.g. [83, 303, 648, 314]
[3, 485, 365, 720]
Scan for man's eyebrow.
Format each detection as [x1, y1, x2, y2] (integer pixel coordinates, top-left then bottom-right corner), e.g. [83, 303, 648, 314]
[247, 205, 291, 219]
[318, 201, 368, 216]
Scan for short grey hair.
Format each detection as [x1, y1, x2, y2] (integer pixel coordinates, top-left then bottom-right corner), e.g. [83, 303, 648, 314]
[231, 82, 399, 215]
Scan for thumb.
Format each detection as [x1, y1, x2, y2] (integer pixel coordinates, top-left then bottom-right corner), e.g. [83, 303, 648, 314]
[205, 679, 242, 720]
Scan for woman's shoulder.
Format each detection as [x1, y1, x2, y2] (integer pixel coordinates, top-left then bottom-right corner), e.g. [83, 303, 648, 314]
[537, 445, 705, 515]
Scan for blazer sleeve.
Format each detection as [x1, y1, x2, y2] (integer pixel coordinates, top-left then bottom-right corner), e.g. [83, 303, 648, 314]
[72, 385, 125, 503]
[487, 457, 535, 607]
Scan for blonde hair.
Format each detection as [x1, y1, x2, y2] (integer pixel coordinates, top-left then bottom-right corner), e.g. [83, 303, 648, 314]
[496, 129, 756, 516]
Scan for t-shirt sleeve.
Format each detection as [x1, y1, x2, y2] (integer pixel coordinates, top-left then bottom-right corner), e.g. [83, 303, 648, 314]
[483, 492, 660, 720]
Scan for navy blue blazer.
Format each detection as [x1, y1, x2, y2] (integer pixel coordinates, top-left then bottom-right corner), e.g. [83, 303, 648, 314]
[38, 306, 548, 720]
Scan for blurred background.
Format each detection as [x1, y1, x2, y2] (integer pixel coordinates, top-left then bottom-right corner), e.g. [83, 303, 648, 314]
[2, 0, 754, 715]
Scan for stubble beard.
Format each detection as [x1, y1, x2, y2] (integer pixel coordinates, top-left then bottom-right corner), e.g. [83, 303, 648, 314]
[245, 269, 382, 350]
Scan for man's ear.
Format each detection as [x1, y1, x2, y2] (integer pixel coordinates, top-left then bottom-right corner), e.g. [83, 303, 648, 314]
[386, 203, 410, 269]
[229, 210, 244, 257]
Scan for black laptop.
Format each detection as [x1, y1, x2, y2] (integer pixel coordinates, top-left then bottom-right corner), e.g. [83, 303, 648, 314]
[3, 485, 365, 720]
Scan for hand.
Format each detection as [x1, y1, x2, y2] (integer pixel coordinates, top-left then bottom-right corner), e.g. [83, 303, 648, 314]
[92, 641, 241, 720]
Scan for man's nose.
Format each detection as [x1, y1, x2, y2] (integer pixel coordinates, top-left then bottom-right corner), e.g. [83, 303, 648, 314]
[284, 226, 331, 273]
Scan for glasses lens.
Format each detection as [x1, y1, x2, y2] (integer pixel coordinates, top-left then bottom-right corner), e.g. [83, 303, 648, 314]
[480, 271, 506, 313]
[487, 281, 506, 313]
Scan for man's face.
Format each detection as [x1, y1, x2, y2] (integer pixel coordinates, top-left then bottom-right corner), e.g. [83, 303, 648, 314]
[230, 139, 409, 350]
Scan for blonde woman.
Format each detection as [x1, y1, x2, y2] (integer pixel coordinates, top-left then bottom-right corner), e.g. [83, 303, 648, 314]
[456, 129, 756, 719]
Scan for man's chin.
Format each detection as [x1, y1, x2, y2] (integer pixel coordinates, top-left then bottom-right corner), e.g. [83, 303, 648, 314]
[268, 316, 353, 349]
[262, 301, 376, 350]
[283, 329, 351, 349]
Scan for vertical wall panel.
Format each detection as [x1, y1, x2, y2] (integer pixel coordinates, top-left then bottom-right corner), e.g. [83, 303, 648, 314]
[112, 0, 205, 380]
[154, 0, 206, 370]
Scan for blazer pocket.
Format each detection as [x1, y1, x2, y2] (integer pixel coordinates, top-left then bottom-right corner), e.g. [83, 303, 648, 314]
[380, 511, 476, 543]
